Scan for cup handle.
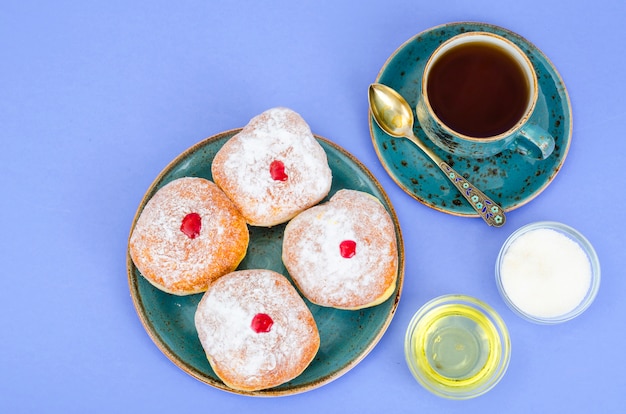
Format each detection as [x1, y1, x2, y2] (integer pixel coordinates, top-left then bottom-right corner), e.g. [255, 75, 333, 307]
[515, 124, 555, 160]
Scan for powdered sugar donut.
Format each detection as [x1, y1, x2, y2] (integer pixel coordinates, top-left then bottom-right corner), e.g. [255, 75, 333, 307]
[129, 177, 249, 295]
[211, 107, 332, 227]
[282, 189, 398, 310]
[194, 269, 319, 392]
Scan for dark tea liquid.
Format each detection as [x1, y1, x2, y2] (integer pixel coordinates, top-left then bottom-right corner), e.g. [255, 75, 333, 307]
[426, 41, 530, 138]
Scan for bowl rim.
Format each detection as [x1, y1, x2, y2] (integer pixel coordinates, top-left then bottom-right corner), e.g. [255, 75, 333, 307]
[495, 221, 601, 324]
[403, 294, 511, 400]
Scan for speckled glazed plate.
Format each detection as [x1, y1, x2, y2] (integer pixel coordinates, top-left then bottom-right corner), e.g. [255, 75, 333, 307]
[369, 22, 572, 217]
[127, 129, 404, 396]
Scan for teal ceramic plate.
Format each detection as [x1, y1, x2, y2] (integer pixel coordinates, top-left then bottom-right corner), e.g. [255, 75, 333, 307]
[369, 22, 572, 217]
[127, 129, 404, 396]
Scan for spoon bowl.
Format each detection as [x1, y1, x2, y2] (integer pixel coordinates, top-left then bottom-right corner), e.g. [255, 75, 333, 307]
[368, 83, 506, 227]
[368, 85, 415, 138]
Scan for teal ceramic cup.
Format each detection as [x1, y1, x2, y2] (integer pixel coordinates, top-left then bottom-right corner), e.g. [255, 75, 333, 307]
[416, 32, 555, 160]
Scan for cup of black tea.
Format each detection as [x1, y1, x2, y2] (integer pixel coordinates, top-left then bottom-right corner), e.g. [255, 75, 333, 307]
[416, 32, 554, 159]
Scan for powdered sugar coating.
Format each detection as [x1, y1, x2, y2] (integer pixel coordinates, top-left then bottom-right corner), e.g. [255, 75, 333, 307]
[194, 269, 320, 392]
[211, 107, 332, 227]
[129, 177, 249, 295]
[282, 189, 398, 310]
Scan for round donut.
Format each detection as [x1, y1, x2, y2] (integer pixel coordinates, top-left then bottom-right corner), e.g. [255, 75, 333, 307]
[194, 269, 320, 392]
[282, 189, 398, 310]
[211, 107, 332, 227]
[129, 177, 249, 295]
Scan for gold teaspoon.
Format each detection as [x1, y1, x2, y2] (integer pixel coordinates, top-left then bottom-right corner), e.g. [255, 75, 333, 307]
[368, 83, 505, 227]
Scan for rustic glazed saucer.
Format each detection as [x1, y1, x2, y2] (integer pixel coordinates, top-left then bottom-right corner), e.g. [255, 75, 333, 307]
[369, 22, 572, 217]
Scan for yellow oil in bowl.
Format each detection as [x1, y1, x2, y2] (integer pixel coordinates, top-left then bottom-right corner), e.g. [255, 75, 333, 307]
[405, 295, 510, 399]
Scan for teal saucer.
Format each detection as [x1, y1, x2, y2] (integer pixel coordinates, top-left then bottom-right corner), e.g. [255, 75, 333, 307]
[127, 129, 404, 396]
[369, 22, 572, 217]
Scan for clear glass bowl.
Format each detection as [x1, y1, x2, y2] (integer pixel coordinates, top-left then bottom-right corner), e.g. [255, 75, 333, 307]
[404, 294, 511, 399]
[495, 221, 601, 324]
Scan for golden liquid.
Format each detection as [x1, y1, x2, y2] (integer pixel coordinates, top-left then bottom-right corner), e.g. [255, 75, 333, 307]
[410, 304, 502, 389]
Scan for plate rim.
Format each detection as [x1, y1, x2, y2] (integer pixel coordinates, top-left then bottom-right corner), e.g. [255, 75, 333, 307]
[369, 21, 573, 217]
[126, 128, 405, 396]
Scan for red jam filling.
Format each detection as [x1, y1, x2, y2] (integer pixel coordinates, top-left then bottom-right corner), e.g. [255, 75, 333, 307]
[269, 160, 288, 181]
[340, 240, 357, 258]
[180, 212, 202, 239]
[251, 313, 274, 333]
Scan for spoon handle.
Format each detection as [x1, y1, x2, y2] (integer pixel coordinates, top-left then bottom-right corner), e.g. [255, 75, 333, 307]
[439, 161, 506, 227]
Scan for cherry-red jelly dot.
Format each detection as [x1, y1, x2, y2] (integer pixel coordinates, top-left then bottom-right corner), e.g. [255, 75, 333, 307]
[180, 212, 202, 239]
[269, 160, 288, 181]
[251, 313, 274, 333]
[340, 240, 357, 258]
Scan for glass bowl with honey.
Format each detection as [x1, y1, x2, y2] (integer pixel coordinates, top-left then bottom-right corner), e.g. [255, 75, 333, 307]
[404, 294, 511, 399]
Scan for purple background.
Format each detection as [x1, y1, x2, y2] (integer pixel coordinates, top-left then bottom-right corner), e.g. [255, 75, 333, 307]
[2, 1, 623, 412]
